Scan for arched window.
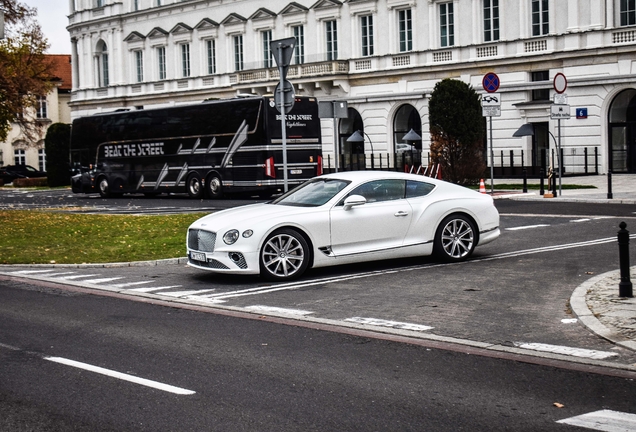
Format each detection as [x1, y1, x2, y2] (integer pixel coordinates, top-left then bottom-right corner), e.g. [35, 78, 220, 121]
[608, 89, 636, 173]
[96, 40, 109, 87]
[339, 108, 363, 155]
[393, 104, 422, 150]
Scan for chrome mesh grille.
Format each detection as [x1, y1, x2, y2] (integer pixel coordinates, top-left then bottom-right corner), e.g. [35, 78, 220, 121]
[188, 229, 216, 252]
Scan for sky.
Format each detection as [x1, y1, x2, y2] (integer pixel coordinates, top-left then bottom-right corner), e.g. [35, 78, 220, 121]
[24, 0, 72, 54]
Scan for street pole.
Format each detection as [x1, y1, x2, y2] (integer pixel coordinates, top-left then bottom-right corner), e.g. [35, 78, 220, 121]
[278, 44, 289, 192]
[333, 104, 339, 173]
[557, 119, 562, 196]
[489, 116, 494, 193]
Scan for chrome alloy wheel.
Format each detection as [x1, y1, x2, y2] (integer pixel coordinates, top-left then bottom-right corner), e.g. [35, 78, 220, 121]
[260, 229, 309, 280]
[439, 217, 475, 260]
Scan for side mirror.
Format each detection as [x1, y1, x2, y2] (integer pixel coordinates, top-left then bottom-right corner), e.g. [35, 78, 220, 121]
[343, 194, 367, 210]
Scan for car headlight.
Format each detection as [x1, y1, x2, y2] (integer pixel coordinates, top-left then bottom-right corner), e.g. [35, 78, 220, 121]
[223, 229, 240, 245]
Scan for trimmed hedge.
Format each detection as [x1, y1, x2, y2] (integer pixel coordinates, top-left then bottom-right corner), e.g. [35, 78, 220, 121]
[13, 177, 49, 187]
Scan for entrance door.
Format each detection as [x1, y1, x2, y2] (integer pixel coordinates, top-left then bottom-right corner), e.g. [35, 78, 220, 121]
[608, 89, 636, 173]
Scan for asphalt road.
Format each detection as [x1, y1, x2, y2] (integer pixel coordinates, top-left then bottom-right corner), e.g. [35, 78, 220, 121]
[2, 277, 636, 431]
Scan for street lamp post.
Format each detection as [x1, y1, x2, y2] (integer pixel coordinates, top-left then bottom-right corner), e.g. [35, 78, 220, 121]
[347, 130, 374, 169]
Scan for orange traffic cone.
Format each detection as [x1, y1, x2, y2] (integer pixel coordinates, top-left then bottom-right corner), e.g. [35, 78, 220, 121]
[479, 179, 486, 193]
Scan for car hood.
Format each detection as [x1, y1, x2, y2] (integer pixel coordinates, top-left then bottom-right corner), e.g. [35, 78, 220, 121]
[189, 203, 316, 232]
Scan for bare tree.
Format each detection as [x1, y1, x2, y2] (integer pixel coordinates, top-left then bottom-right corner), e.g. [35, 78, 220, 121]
[0, 0, 54, 143]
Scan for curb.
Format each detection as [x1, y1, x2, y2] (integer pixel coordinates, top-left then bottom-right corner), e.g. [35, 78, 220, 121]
[1, 257, 189, 269]
[570, 269, 636, 352]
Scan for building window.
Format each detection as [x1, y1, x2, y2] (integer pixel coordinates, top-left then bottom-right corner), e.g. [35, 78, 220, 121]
[293, 25, 304, 64]
[181, 44, 190, 77]
[38, 149, 46, 172]
[531, 70, 550, 101]
[398, 9, 412, 52]
[157, 46, 166, 80]
[14, 149, 25, 165]
[97, 40, 109, 87]
[134, 50, 143, 82]
[361, 15, 374, 56]
[36, 96, 47, 119]
[440, 2, 455, 47]
[206, 40, 216, 74]
[532, 0, 549, 36]
[233, 35, 244, 71]
[326, 20, 338, 61]
[156, 0, 161, 5]
[133, 0, 138, 11]
[262, 30, 273, 68]
[484, 0, 499, 42]
[620, 0, 636, 26]
[96, 0, 104, 7]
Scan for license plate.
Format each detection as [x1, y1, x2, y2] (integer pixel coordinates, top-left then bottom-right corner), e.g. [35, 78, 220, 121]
[191, 252, 206, 261]
[290, 169, 303, 174]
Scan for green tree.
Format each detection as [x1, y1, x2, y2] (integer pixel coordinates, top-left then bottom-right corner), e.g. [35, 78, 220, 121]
[428, 78, 486, 185]
[44, 122, 71, 186]
[0, 0, 53, 142]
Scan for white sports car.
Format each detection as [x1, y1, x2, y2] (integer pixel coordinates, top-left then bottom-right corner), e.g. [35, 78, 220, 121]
[187, 171, 500, 281]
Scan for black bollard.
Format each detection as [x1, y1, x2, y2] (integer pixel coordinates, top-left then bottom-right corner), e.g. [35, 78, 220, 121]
[618, 222, 633, 298]
[608, 169, 613, 199]
[522, 168, 528, 193]
[539, 169, 545, 195]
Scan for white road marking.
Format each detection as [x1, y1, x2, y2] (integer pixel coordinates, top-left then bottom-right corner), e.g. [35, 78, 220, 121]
[44, 356, 195, 395]
[244, 305, 314, 316]
[161, 289, 216, 297]
[41, 272, 78, 277]
[57, 274, 101, 280]
[81, 277, 125, 284]
[10, 270, 56, 274]
[561, 318, 578, 324]
[557, 409, 636, 431]
[505, 224, 550, 231]
[345, 317, 434, 332]
[570, 218, 591, 223]
[136, 285, 182, 291]
[513, 342, 618, 359]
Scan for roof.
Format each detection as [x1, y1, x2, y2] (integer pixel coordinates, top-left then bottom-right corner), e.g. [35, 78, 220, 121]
[46, 54, 72, 91]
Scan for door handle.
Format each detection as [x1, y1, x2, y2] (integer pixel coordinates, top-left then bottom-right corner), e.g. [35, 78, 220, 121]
[394, 211, 409, 217]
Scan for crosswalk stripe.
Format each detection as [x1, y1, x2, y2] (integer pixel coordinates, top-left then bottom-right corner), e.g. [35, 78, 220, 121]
[513, 342, 618, 359]
[557, 409, 636, 431]
[81, 277, 125, 284]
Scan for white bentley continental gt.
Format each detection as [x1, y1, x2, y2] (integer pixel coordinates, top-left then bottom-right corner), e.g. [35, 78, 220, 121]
[187, 171, 500, 281]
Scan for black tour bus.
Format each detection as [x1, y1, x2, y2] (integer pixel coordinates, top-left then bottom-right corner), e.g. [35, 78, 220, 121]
[70, 96, 322, 198]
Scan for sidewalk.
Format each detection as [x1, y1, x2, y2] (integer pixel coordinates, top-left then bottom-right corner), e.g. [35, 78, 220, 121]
[492, 173, 636, 352]
[489, 173, 636, 204]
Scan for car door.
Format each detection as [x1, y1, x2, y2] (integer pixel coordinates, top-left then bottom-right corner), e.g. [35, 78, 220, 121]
[329, 179, 413, 257]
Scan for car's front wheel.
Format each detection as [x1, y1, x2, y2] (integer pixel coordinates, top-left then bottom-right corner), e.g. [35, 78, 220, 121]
[433, 214, 476, 261]
[260, 228, 310, 281]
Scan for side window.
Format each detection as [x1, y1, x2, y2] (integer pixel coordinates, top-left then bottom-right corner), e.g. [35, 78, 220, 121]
[348, 179, 406, 203]
[406, 180, 435, 198]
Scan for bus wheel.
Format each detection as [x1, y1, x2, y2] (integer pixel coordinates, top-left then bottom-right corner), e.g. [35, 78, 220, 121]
[186, 173, 203, 199]
[97, 176, 112, 198]
[206, 174, 223, 199]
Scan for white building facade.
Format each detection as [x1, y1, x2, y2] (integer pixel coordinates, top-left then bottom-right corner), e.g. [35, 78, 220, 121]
[67, 0, 636, 175]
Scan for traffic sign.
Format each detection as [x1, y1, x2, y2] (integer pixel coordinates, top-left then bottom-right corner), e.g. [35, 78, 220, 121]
[482, 72, 500, 93]
[481, 93, 501, 106]
[482, 106, 501, 117]
[553, 73, 567, 94]
[554, 93, 567, 105]
[550, 104, 571, 119]
[274, 80, 295, 114]
[270, 37, 296, 80]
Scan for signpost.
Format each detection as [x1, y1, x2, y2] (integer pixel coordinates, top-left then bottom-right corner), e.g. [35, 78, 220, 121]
[551, 73, 569, 197]
[270, 37, 296, 192]
[482, 72, 500, 193]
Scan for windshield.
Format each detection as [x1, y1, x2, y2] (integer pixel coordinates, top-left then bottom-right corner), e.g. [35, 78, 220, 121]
[271, 178, 350, 207]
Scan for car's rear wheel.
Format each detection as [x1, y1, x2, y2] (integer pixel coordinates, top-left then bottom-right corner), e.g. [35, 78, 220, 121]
[433, 214, 476, 261]
[186, 173, 203, 199]
[260, 228, 310, 281]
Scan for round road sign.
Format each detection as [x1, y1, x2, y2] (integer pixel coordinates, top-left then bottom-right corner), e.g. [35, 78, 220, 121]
[482, 72, 500, 93]
[553, 73, 567, 94]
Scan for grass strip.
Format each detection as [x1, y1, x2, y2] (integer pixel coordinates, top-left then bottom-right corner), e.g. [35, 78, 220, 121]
[0, 210, 207, 264]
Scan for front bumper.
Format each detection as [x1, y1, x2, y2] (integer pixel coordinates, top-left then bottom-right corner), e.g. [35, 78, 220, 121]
[187, 249, 261, 275]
